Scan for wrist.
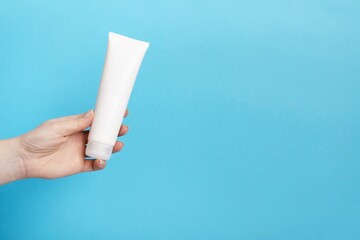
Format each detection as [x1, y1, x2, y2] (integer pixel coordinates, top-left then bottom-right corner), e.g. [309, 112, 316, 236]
[0, 137, 27, 185]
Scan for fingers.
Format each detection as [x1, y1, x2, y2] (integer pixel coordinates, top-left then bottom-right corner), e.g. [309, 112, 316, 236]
[55, 110, 94, 136]
[81, 141, 122, 173]
[82, 159, 106, 172]
[81, 109, 128, 172]
[118, 125, 129, 136]
[81, 141, 123, 173]
[112, 141, 124, 153]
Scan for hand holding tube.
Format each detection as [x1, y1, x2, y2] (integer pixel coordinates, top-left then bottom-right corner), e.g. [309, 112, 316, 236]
[0, 109, 129, 185]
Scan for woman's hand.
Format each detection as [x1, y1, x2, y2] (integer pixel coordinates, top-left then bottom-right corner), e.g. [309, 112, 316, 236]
[0, 109, 128, 185]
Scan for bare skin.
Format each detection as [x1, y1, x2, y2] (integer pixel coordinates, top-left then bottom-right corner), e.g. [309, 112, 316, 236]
[0, 109, 129, 185]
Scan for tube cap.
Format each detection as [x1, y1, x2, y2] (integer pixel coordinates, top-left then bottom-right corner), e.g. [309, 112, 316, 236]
[86, 141, 113, 160]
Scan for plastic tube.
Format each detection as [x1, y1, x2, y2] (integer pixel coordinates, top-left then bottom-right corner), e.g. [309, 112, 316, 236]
[85, 32, 149, 160]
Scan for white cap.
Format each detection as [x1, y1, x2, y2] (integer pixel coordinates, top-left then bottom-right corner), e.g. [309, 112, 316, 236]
[86, 141, 113, 160]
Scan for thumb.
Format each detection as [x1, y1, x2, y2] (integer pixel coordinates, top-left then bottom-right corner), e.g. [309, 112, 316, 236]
[58, 109, 94, 136]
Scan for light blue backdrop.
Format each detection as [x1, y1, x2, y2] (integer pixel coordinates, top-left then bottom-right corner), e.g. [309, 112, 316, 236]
[1, 0, 360, 239]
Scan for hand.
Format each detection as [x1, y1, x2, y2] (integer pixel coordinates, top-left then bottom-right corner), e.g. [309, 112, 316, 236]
[0, 109, 129, 184]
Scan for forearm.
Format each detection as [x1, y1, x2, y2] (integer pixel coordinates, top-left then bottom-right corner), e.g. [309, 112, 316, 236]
[0, 137, 25, 185]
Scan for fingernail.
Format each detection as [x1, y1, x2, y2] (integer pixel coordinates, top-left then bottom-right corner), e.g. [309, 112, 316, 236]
[83, 109, 93, 118]
[99, 159, 105, 166]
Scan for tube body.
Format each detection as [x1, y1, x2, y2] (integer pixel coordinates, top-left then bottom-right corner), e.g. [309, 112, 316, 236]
[85, 32, 149, 160]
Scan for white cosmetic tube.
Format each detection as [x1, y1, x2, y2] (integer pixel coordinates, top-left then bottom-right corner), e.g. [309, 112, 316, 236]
[85, 32, 149, 160]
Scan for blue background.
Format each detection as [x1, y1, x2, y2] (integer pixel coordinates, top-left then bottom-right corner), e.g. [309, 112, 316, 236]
[1, 0, 360, 239]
